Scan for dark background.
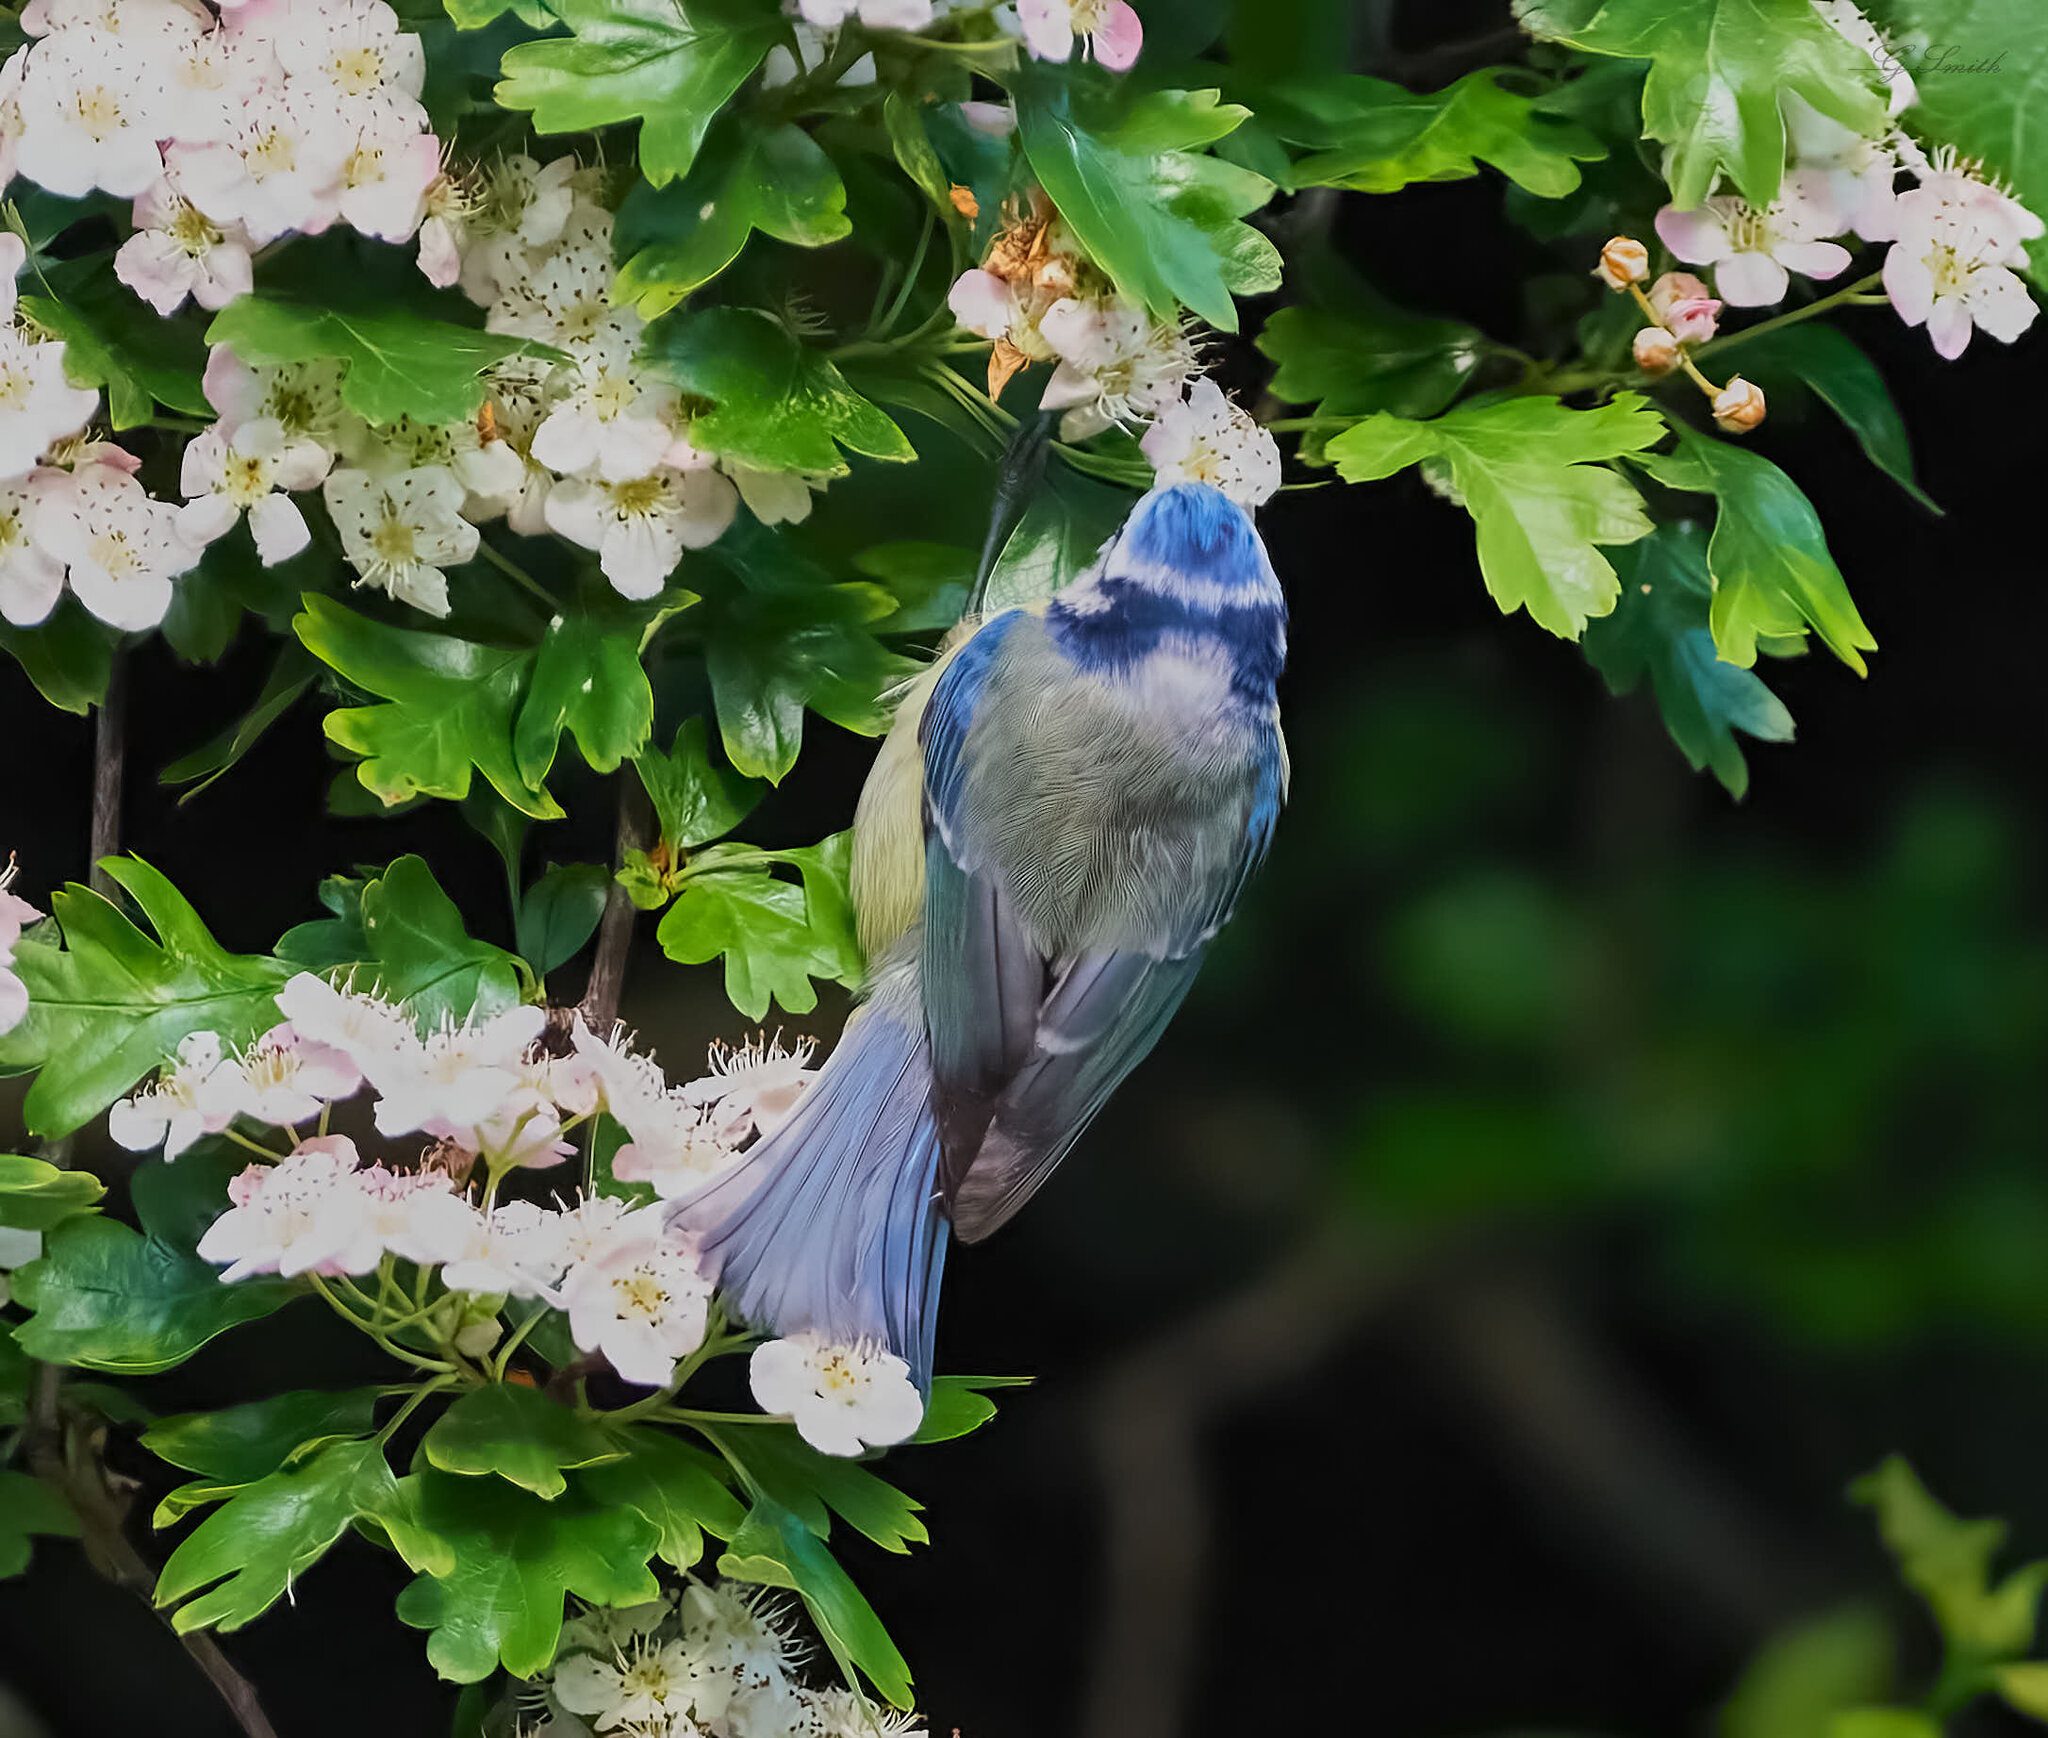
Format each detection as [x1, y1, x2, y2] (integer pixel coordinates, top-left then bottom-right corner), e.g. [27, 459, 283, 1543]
[6, 3, 2048, 1734]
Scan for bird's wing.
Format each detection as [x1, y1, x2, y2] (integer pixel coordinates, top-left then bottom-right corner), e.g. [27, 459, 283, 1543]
[917, 610, 1285, 1241]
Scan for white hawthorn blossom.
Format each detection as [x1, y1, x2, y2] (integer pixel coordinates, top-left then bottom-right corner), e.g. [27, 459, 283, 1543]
[682, 1035, 818, 1146]
[561, 1221, 714, 1387]
[179, 416, 333, 565]
[544, 465, 737, 602]
[10, 34, 167, 200]
[1884, 190, 2040, 359]
[34, 454, 205, 632]
[324, 465, 480, 617]
[1038, 296, 1198, 439]
[363, 1003, 548, 1144]
[0, 327, 101, 481]
[1140, 379, 1282, 509]
[273, 972, 416, 1077]
[552, 1633, 716, 1734]
[110, 1030, 237, 1161]
[223, 1023, 362, 1128]
[749, 1333, 925, 1458]
[0, 473, 66, 627]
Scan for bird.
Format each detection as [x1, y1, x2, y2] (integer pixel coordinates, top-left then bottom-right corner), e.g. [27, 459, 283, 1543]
[670, 478, 1289, 1387]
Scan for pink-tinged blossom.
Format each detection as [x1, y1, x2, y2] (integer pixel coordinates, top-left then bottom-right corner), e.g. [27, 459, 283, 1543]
[572, 1021, 746, 1196]
[1140, 378, 1283, 510]
[223, 1023, 362, 1127]
[197, 1136, 382, 1282]
[561, 1220, 714, 1387]
[680, 1034, 818, 1144]
[268, 0, 427, 130]
[1013, 0, 1144, 71]
[1883, 192, 2040, 360]
[749, 1333, 925, 1458]
[203, 349, 353, 450]
[437, 1198, 562, 1299]
[109, 1031, 236, 1161]
[1655, 172, 1852, 307]
[11, 35, 167, 200]
[179, 417, 332, 566]
[115, 178, 255, 316]
[0, 869, 40, 1038]
[169, 90, 351, 245]
[336, 107, 438, 241]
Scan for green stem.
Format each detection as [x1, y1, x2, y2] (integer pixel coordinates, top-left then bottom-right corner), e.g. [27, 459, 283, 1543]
[374, 1379, 452, 1447]
[490, 1306, 548, 1381]
[1693, 270, 1884, 364]
[474, 539, 557, 609]
[222, 1128, 287, 1161]
[309, 1277, 459, 1376]
[872, 211, 937, 342]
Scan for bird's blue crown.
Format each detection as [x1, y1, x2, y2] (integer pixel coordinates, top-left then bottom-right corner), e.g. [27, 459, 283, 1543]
[1045, 483, 1287, 706]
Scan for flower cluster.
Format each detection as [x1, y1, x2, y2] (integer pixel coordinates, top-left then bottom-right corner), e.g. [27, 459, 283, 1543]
[109, 974, 919, 1451]
[785, 0, 1142, 73]
[947, 184, 1280, 508]
[1, 239, 207, 632]
[532, 1582, 927, 1738]
[1650, 0, 2040, 360]
[1, 0, 445, 318]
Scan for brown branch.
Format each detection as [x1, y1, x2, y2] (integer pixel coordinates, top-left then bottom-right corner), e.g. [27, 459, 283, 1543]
[1080, 1224, 1414, 1738]
[24, 1415, 279, 1738]
[88, 649, 127, 899]
[578, 775, 654, 1034]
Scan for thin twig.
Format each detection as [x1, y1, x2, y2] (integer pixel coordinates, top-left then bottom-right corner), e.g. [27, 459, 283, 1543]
[579, 775, 654, 1034]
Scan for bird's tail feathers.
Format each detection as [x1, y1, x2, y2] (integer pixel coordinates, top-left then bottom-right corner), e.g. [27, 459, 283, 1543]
[667, 993, 950, 1389]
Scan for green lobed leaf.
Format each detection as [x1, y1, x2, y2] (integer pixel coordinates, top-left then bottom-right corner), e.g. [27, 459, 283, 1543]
[1258, 300, 1488, 423]
[144, 1390, 385, 1484]
[22, 254, 212, 427]
[1329, 394, 1666, 639]
[718, 1497, 914, 1708]
[382, 1469, 663, 1682]
[633, 717, 767, 851]
[1585, 521, 1796, 799]
[1852, 1456, 2048, 1664]
[156, 1439, 397, 1634]
[1262, 68, 1606, 197]
[494, 0, 781, 186]
[693, 524, 916, 782]
[1876, 0, 2048, 281]
[511, 603, 660, 789]
[1721, 1604, 1896, 1738]
[354, 855, 526, 1025]
[423, 1383, 627, 1500]
[0, 1469, 81, 1579]
[0, 858, 291, 1138]
[702, 1422, 927, 1554]
[641, 307, 915, 477]
[582, 1427, 747, 1571]
[614, 123, 853, 317]
[1634, 425, 1877, 673]
[206, 295, 547, 427]
[0, 1155, 105, 1232]
[1726, 325, 1937, 512]
[517, 864, 611, 981]
[657, 833, 863, 1019]
[297, 594, 564, 820]
[1523, 0, 1889, 208]
[1016, 81, 1274, 332]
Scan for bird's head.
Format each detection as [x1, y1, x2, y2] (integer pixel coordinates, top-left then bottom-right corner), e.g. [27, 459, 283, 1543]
[1096, 480, 1285, 615]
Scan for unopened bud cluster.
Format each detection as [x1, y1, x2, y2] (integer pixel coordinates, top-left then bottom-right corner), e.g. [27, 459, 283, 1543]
[1597, 235, 1762, 435]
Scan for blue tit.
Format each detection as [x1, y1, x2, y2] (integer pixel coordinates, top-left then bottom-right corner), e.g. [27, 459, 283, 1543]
[670, 479, 1289, 1386]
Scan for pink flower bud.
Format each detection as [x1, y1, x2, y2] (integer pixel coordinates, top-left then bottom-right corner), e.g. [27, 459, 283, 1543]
[1712, 376, 1767, 434]
[1662, 295, 1722, 345]
[1648, 271, 1711, 320]
[1596, 235, 1650, 290]
[1633, 326, 1681, 376]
